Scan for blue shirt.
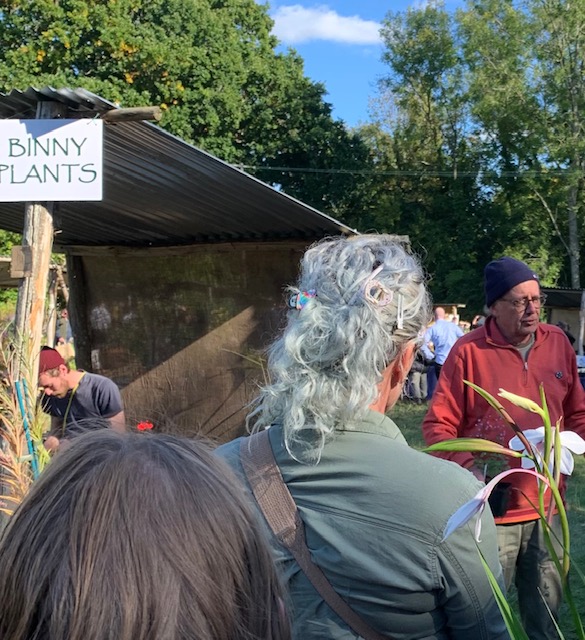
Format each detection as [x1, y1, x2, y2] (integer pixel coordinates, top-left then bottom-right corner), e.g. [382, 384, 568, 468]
[422, 319, 464, 365]
[42, 372, 123, 438]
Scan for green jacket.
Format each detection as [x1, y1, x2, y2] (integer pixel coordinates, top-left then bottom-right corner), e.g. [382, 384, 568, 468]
[216, 410, 509, 640]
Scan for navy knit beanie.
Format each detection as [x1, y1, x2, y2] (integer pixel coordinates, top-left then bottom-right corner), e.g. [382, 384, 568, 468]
[484, 257, 539, 307]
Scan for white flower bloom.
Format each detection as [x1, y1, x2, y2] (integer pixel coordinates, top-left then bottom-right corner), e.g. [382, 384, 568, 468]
[442, 485, 489, 542]
[509, 428, 585, 476]
[442, 468, 549, 542]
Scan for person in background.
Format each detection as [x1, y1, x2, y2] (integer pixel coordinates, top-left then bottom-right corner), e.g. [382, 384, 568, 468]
[472, 314, 486, 330]
[421, 307, 464, 380]
[423, 256, 585, 639]
[425, 356, 438, 399]
[55, 335, 75, 365]
[458, 320, 471, 332]
[38, 346, 125, 452]
[0, 430, 290, 640]
[407, 348, 429, 404]
[55, 308, 73, 342]
[217, 235, 509, 640]
[556, 320, 576, 346]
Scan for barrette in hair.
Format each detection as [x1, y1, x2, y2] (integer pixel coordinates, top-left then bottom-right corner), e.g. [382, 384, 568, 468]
[396, 292, 404, 329]
[288, 289, 316, 310]
[361, 264, 393, 307]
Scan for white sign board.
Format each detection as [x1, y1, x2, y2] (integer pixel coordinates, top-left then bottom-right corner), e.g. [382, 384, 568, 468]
[0, 118, 103, 202]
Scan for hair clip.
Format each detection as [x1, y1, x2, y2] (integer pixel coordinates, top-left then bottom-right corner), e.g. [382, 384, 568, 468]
[361, 265, 393, 307]
[396, 292, 404, 329]
[288, 290, 316, 310]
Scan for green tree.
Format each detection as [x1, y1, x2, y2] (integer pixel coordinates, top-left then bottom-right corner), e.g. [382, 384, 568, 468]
[252, 77, 379, 220]
[0, 230, 20, 307]
[459, 0, 585, 286]
[0, 0, 375, 221]
[376, 0, 584, 309]
[371, 3, 496, 310]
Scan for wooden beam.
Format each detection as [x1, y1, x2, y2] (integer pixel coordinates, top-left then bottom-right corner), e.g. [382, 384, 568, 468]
[60, 240, 313, 257]
[46, 270, 58, 348]
[14, 100, 68, 374]
[66, 253, 91, 371]
[101, 106, 162, 123]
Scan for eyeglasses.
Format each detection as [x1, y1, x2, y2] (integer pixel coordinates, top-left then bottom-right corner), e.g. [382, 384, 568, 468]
[500, 294, 547, 311]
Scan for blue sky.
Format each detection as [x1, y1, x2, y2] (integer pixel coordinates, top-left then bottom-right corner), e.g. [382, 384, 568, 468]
[265, 1, 463, 127]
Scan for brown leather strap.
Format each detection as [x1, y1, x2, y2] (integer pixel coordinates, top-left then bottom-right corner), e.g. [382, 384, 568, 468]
[240, 430, 391, 640]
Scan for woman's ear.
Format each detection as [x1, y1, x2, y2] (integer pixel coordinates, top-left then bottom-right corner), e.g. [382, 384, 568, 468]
[390, 342, 416, 386]
[370, 342, 417, 413]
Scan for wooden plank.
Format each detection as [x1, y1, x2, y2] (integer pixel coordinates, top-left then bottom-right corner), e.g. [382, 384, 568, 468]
[13, 100, 68, 374]
[61, 240, 312, 257]
[101, 106, 162, 122]
[10, 245, 32, 278]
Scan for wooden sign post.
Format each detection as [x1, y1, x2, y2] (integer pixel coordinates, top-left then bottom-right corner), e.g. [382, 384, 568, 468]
[13, 100, 67, 375]
[10, 101, 160, 376]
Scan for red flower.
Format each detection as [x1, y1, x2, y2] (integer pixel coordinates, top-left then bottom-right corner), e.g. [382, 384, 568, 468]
[136, 421, 154, 431]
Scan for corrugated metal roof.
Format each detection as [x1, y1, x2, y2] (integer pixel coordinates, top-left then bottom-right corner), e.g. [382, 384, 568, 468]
[0, 87, 357, 247]
[542, 287, 585, 309]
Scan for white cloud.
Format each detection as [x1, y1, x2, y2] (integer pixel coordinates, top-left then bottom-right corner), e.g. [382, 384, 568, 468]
[271, 4, 382, 45]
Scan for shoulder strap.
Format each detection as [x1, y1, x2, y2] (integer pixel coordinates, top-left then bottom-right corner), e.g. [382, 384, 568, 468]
[240, 430, 392, 640]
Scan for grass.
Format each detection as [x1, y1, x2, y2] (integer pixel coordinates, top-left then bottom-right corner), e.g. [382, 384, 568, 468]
[390, 399, 585, 640]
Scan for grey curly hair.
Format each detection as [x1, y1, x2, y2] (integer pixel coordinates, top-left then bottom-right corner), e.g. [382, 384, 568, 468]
[248, 234, 431, 461]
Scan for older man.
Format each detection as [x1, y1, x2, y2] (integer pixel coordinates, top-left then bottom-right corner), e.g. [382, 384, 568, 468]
[423, 256, 585, 640]
[38, 346, 125, 452]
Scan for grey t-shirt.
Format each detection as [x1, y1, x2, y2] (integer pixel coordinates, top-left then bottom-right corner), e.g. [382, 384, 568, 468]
[42, 372, 123, 438]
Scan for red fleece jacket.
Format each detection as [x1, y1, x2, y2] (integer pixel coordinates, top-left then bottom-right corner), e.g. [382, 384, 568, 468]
[423, 317, 585, 524]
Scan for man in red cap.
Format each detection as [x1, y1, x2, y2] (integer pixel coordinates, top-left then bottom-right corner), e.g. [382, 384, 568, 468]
[423, 256, 585, 639]
[38, 346, 125, 452]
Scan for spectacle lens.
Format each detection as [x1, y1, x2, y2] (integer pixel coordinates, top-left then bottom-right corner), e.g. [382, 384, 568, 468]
[503, 294, 547, 311]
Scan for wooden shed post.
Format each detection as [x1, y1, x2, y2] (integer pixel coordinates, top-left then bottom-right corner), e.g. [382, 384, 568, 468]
[45, 269, 58, 348]
[13, 100, 67, 374]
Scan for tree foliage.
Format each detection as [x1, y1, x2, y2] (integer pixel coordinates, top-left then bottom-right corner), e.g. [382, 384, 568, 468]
[368, 0, 585, 311]
[0, 0, 375, 220]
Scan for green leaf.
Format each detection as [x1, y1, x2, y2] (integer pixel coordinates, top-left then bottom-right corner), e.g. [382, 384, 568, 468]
[478, 547, 531, 640]
[423, 438, 522, 457]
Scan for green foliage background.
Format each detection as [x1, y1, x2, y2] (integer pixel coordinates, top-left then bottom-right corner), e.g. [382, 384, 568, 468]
[1, 0, 585, 314]
[0, 0, 376, 224]
[349, 0, 585, 311]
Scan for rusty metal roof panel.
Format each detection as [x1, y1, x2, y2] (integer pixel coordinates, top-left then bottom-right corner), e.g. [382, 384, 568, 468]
[0, 86, 116, 119]
[0, 87, 357, 246]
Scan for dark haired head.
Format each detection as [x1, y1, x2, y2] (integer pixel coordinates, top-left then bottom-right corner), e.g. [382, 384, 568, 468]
[0, 430, 289, 640]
